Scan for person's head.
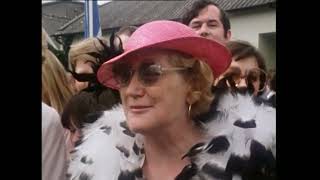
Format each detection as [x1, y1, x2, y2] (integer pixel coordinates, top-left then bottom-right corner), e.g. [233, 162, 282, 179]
[68, 37, 109, 92]
[42, 35, 75, 114]
[182, 0, 231, 44]
[115, 26, 137, 47]
[61, 91, 110, 149]
[97, 20, 231, 134]
[217, 40, 267, 96]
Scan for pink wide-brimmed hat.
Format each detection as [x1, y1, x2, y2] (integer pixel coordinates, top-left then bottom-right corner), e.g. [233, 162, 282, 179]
[97, 20, 231, 89]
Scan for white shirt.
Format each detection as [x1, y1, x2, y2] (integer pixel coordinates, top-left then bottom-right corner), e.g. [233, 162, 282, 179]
[42, 102, 68, 180]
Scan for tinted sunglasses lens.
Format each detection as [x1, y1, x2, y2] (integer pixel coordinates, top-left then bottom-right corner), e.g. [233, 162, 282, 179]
[224, 68, 241, 87]
[247, 69, 265, 83]
[139, 63, 161, 85]
[112, 63, 132, 87]
[231, 74, 241, 86]
[246, 69, 267, 91]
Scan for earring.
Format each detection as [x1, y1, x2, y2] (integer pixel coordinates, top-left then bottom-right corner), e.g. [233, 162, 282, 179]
[188, 104, 192, 118]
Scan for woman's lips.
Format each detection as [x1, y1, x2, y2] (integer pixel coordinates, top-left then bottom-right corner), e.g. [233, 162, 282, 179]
[129, 105, 152, 113]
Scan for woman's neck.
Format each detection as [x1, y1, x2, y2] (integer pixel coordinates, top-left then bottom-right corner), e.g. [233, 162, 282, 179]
[142, 119, 204, 179]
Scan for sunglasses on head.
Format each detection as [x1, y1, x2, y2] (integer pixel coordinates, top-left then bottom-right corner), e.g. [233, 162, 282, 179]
[112, 62, 190, 88]
[223, 67, 267, 91]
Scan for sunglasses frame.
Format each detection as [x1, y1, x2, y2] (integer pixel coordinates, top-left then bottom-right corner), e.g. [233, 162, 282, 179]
[112, 62, 190, 88]
[222, 67, 267, 92]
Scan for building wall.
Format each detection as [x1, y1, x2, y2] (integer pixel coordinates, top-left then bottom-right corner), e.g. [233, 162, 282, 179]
[259, 32, 276, 70]
[229, 7, 276, 70]
[229, 7, 276, 47]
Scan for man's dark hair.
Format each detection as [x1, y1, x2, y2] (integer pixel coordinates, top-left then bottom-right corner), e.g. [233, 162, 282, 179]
[116, 26, 137, 36]
[181, 0, 231, 38]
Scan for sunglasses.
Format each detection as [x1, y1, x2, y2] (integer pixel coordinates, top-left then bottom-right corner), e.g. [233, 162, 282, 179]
[223, 67, 267, 91]
[112, 62, 190, 88]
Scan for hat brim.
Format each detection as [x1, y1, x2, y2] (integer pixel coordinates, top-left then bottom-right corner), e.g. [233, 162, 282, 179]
[97, 36, 231, 89]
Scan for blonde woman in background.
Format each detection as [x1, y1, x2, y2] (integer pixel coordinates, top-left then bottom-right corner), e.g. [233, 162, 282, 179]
[42, 28, 69, 180]
[42, 30, 75, 114]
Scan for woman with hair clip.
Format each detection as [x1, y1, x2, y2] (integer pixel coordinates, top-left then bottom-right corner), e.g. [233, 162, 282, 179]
[62, 34, 124, 153]
[67, 21, 276, 180]
[68, 35, 122, 93]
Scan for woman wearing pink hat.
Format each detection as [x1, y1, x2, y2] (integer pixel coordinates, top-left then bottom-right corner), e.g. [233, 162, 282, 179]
[67, 20, 276, 180]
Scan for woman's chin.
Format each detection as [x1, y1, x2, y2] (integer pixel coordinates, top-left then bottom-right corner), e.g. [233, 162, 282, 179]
[127, 120, 149, 133]
[127, 118, 158, 135]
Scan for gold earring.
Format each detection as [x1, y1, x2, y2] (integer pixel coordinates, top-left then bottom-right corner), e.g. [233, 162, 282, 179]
[188, 104, 192, 118]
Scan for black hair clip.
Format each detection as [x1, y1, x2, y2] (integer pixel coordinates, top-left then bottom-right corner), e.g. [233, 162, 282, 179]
[69, 70, 96, 83]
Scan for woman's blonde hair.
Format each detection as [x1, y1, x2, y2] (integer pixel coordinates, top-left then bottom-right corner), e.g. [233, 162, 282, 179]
[167, 50, 214, 119]
[42, 31, 75, 114]
[68, 37, 108, 71]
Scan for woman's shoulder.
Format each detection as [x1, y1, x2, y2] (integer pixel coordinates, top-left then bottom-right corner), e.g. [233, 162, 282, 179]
[42, 102, 62, 133]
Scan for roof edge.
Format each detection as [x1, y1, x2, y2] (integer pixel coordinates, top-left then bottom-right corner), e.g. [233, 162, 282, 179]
[42, 1, 84, 7]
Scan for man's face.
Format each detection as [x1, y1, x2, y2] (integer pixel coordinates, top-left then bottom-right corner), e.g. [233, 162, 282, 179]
[189, 5, 231, 44]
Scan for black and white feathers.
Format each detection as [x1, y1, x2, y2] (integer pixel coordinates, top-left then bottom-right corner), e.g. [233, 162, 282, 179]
[67, 90, 276, 180]
[67, 105, 145, 180]
[178, 90, 276, 180]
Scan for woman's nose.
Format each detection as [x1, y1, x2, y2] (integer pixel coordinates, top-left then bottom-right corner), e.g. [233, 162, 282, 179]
[125, 72, 145, 98]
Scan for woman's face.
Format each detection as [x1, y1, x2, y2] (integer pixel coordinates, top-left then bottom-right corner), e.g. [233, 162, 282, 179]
[118, 50, 191, 133]
[74, 59, 95, 92]
[216, 56, 265, 96]
[230, 56, 260, 95]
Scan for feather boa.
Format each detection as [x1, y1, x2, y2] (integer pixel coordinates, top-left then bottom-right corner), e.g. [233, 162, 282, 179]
[67, 90, 276, 180]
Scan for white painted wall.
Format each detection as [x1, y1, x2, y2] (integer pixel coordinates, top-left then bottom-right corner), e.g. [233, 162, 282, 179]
[228, 7, 276, 70]
[229, 7, 276, 48]
[259, 32, 276, 70]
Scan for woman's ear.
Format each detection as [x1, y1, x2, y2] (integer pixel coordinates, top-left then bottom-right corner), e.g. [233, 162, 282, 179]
[187, 91, 201, 105]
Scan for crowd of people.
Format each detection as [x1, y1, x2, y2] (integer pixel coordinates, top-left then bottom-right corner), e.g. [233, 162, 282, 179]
[42, 1, 276, 180]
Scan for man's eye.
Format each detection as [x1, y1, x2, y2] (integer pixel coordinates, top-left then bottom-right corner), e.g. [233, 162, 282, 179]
[191, 24, 201, 29]
[208, 24, 218, 27]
